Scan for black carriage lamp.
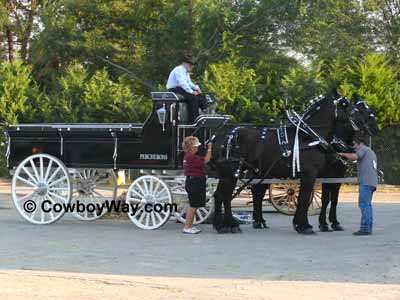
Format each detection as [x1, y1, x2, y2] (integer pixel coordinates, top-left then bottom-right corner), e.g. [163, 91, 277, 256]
[157, 104, 167, 131]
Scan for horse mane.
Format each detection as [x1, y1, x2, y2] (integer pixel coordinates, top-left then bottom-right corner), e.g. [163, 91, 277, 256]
[302, 96, 332, 119]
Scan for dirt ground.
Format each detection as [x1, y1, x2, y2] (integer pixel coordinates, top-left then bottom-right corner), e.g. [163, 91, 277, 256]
[0, 179, 399, 300]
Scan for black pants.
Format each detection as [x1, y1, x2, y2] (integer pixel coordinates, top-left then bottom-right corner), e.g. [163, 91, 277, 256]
[185, 176, 207, 208]
[168, 87, 208, 123]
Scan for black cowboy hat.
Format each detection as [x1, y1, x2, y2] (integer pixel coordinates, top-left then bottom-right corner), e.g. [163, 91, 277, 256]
[182, 54, 196, 65]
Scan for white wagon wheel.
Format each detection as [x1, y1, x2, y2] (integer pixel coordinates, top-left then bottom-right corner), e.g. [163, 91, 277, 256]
[11, 154, 72, 224]
[125, 175, 173, 230]
[70, 169, 117, 221]
[173, 180, 215, 224]
[269, 183, 322, 216]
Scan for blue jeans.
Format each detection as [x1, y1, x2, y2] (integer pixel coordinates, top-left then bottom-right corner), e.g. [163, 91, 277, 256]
[358, 185, 375, 233]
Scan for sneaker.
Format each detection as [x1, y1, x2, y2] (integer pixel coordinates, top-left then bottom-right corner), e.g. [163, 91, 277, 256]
[182, 227, 201, 234]
[352, 230, 371, 236]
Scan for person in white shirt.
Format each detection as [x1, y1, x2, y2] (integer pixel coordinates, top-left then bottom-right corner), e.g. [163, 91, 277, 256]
[166, 54, 207, 123]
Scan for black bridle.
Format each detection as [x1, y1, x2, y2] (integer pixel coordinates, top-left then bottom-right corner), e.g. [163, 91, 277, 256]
[350, 100, 376, 136]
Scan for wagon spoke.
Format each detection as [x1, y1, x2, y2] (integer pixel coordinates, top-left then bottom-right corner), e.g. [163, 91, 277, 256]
[39, 157, 44, 181]
[138, 210, 146, 223]
[143, 179, 149, 195]
[48, 186, 69, 191]
[154, 211, 163, 223]
[46, 166, 62, 184]
[16, 176, 37, 187]
[29, 159, 41, 183]
[144, 212, 150, 226]
[199, 207, 209, 217]
[155, 189, 168, 198]
[136, 184, 146, 198]
[22, 166, 38, 184]
[48, 191, 68, 203]
[152, 180, 161, 195]
[48, 176, 68, 188]
[156, 195, 170, 202]
[15, 186, 36, 191]
[16, 192, 35, 202]
[127, 197, 142, 204]
[150, 212, 156, 226]
[44, 160, 53, 182]
[130, 189, 145, 200]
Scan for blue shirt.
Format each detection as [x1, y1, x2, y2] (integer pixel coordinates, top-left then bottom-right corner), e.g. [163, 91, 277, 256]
[166, 64, 200, 94]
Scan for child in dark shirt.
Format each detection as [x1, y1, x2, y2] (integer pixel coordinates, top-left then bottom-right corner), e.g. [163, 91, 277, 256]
[182, 136, 212, 234]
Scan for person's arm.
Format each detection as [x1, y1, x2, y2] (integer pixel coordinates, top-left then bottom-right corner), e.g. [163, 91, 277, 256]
[175, 67, 195, 94]
[205, 143, 212, 163]
[339, 152, 358, 161]
[187, 73, 200, 93]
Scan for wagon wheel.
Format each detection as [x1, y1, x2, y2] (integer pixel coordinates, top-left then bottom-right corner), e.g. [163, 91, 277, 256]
[70, 169, 117, 221]
[11, 154, 72, 224]
[125, 175, 173, 230]
[173, 180, 215, 225]
[269, 183, 322, 216]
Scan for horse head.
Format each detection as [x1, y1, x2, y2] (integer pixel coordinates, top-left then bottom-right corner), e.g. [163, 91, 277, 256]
[350, 97, 379, 136]
[330, 96, 355, 151]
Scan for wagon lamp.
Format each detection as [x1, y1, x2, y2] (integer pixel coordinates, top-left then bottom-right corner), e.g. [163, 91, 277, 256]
[157, 104, 167, 131]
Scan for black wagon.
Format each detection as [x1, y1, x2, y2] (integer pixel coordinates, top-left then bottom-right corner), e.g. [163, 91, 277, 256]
[6, 92, 357, 229]
[6, 92, 230, 229]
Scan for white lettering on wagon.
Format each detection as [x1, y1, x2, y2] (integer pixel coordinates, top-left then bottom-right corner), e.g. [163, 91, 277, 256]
[139, 154, 168, 160]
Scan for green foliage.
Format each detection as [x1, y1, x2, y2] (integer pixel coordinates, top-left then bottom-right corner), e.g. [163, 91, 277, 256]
[281, 65, 325, 110]
[83, 70, 151, 123]
[54, 64, 151, 123]
[372, 125, 400, 185]
[0, 58, 30, 124]
[203, 58, 256, 122]
[339, 54, 400, 127]
[357, 54, 400, 126]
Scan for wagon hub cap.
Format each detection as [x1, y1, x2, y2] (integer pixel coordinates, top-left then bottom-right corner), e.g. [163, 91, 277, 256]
[287, 188, 295, 196]
[36, 183, 48, 196]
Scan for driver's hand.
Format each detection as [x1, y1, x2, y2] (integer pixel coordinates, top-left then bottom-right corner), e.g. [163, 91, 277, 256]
[193, 90, 200, 96]
[197, 89, 202, 94]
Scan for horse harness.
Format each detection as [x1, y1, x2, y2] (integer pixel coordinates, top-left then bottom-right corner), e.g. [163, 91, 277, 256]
[218, 99, 353, 199]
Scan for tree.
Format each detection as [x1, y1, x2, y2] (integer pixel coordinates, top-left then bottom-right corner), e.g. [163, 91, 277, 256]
[0, 58, 30, 124]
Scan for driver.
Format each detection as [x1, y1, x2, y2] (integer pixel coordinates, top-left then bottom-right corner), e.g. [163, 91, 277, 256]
[166, 54, 208, 123]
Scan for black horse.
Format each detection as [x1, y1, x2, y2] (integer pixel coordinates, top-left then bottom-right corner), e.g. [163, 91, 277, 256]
[210, 96, 361, 234]
[249, 98, 379, 232]
[317, 99, 379, 231]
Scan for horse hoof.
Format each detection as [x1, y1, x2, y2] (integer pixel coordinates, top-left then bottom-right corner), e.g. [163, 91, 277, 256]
[298, 227, 315, 235]
[217, 226, 230, 234]
[253, 222, 262, 229]
[231, 226, 242, 234]
[319, 224, 333, 232]
[331, 223, 344, 231]
[253, 221, 269, 229]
